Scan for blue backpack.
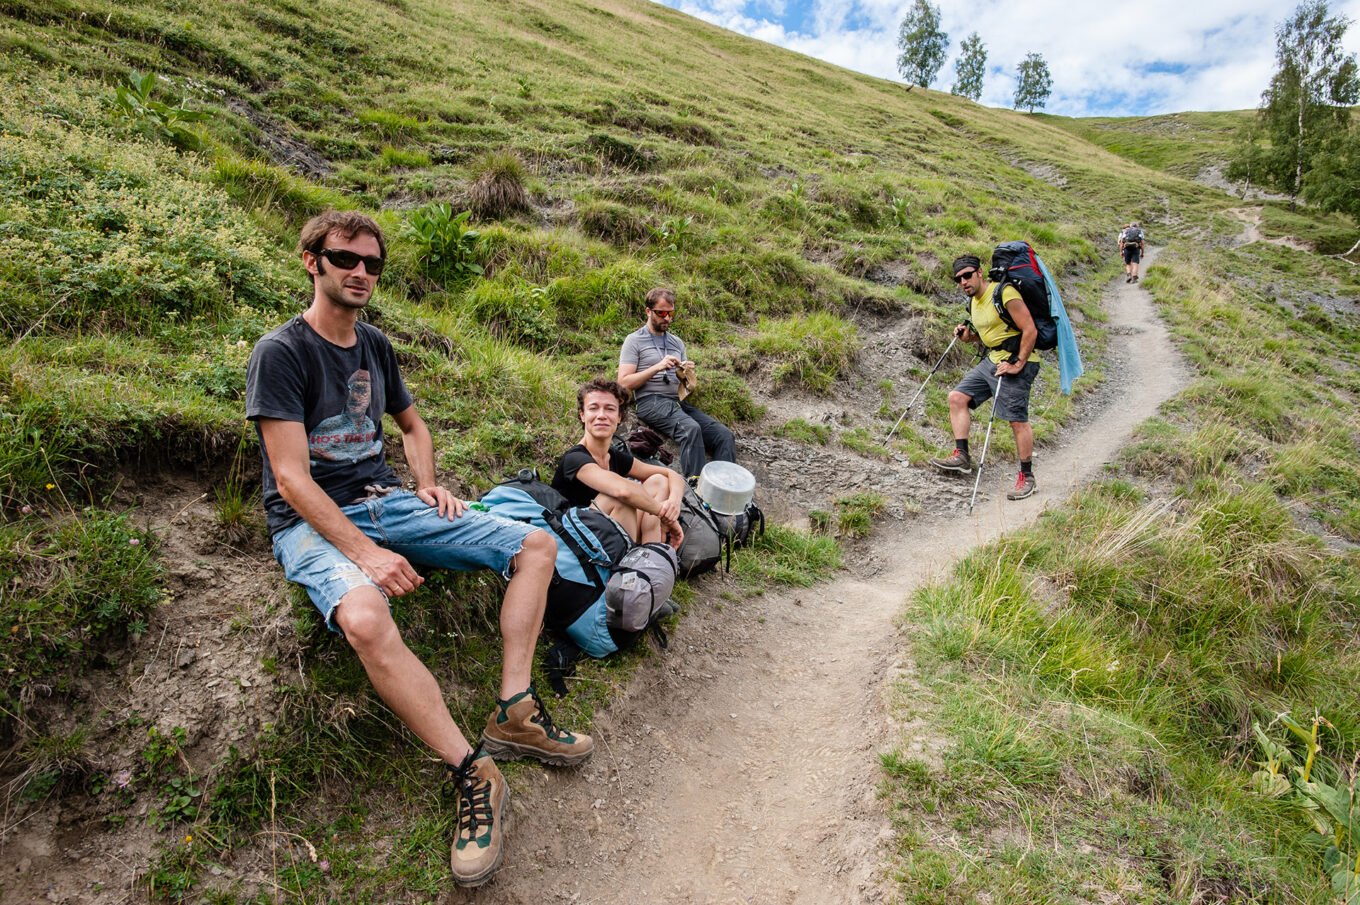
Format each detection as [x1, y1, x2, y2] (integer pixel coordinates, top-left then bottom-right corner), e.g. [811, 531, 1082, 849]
[479, 472, 658, 693]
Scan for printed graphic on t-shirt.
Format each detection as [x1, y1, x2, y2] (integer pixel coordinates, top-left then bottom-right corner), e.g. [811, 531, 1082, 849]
[309, 369, 381, 463]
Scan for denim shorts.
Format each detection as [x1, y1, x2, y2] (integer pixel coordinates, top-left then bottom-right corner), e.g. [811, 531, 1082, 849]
[955, 358, 1040, 423]
[271, 490, 540, 633]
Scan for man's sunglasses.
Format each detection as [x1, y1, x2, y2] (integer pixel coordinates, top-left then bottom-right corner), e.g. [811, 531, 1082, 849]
[650, 309, 676, 318]
[318, 248, 386, 275]
[953, 270, 977, 283]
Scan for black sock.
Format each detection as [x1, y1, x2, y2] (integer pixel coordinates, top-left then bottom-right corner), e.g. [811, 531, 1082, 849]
[956, 439, 970, 456]
[1020, 459, 1033, 476]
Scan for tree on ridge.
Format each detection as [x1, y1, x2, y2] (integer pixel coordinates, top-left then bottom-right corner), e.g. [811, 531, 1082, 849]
[897, 0, 949, 89]
[1013, 53, 1052, 113]
[952, 32, 987, 101]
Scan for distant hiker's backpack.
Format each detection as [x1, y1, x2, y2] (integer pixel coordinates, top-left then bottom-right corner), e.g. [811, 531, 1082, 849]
[606, 543, 679, 633]
[988, 241, 1057, 352]
[1122, 226, 1144, 245]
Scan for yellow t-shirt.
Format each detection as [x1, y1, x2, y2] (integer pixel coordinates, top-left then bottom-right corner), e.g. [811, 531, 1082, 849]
[971, 282, 1024, 364]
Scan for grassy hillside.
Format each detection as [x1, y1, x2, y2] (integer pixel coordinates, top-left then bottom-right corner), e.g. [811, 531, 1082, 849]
[1045, 109, 1254, 177]
[1, 0, 1358, 901]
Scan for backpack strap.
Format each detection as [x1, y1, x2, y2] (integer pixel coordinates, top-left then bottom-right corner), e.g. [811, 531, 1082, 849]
[544, 637, 582, 697]
[543, 509, 606, 594]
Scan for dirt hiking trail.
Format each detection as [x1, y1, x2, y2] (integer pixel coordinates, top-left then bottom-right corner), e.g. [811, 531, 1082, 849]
[481, 253, 1188, 904]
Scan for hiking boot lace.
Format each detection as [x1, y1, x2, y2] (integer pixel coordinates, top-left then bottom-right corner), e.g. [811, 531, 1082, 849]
[528, 688, 571, 741]
[446, 746, 493, 839]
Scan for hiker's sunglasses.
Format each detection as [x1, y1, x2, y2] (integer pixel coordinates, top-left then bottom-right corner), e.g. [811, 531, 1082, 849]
[953, 270, 977, 283]
[318, 248, 386, 275]
[650, 308, 676, 319]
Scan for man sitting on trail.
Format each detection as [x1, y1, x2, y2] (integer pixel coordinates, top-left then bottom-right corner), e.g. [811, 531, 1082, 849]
[246, 211, 591, 888]
[1119, 222, 1145, 283]
[618, 287, 736, 480]
[928, 254, 1041, 501]
[553, 378, 686, 549]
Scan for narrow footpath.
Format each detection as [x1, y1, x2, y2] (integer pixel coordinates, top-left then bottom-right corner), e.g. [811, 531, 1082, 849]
[480, 252, 1188, 904]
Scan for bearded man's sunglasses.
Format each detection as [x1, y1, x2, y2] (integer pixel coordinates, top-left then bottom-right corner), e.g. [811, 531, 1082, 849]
[318, 248, 386, 275]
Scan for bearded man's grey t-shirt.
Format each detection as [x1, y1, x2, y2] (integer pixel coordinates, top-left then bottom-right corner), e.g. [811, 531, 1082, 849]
[619, 326, 687, 399]
[246, 317, 412, 537]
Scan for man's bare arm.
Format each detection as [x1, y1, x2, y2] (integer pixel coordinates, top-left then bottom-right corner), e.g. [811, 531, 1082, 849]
[391, 405, 466, 519]
[258, 418, 424, 595]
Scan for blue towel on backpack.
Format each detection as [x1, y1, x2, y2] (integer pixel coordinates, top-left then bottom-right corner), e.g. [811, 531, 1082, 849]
[1037, 256, 1084, 395]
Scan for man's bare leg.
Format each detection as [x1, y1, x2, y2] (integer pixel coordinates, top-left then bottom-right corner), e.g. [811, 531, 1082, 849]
[336, 588, 472, 765]
[1011, 421, 1034, 462]
[497, 528, 553, 699]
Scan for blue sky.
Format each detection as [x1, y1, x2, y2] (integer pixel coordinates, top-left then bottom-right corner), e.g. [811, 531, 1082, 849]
[648, 0, 1360, 117]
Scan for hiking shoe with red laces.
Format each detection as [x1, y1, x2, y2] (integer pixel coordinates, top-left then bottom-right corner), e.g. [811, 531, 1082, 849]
[482, 687, 594, 766]
[929, 448, 972, 473]
[448, 746, 509, 888]
[1007, 472, 1037, 501]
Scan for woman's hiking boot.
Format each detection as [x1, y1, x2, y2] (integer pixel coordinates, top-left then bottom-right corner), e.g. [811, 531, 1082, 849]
[1006, 472, 1037, 500]
[482, 687, 594, 766]
[447, 746, 509, 888]
[928, 448, 972, 474]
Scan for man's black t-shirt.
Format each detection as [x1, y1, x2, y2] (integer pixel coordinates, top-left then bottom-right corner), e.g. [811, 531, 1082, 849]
[552, 443, 634, 508]
[245, 316, 413, 537]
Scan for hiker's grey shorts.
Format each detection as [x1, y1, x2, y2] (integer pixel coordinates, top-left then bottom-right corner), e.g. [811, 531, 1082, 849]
[955, 358, 1040, 423]
[1122, 245, 1141, 264]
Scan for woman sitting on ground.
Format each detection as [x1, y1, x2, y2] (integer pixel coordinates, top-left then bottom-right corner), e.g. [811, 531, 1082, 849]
[552, 378, 685, 549]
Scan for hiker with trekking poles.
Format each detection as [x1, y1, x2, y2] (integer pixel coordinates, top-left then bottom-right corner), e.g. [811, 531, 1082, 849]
[927, 253, 1043, 501]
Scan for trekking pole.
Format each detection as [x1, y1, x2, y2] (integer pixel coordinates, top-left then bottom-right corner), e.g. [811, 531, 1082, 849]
[885, 335, 959, 442]
[968, 374, 1003, 514]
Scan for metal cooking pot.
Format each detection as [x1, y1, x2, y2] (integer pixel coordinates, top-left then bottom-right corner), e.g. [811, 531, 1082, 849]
[695, 461, 756, 515]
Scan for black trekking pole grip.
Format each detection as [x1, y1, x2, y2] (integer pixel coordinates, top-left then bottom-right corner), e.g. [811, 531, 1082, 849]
[885, 334, 959, 442]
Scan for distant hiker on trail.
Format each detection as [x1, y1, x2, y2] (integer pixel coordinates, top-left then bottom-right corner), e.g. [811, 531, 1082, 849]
[928, 254, 1041, 501]
[552, 377, 686, 550]
[1119, 222, 1145, 283]
[618, 287, 736, 480]
[245, 211, 591, 888]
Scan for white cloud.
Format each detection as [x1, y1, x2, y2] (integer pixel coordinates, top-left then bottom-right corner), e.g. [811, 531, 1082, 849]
[654, 0, 1360, 115]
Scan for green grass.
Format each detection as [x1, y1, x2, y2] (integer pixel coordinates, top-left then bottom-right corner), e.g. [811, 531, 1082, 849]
[834, 492, 886, 538]
[1044, 109, 1255, 177]
[884, 228, 1360, 905]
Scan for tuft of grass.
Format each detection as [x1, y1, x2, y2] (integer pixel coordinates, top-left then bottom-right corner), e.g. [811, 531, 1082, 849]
[578, 200, 650, 246]
[834, 492, 886, 538]
[468, 151, 530, 220]
[774, 417, 831, 445]
[751, 312, 859, 393]
[732, 523, 841, 588]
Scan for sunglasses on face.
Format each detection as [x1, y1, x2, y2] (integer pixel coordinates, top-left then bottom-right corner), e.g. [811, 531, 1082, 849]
[953, 270, 977, 284]
[318, 248, 386, 275]
[650, 309, 676, 319]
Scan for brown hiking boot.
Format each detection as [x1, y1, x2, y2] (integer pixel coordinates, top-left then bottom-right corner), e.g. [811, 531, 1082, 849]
[929, 448, 972, 474]
[448, 747, 509, 888]
[1006, 472, 1037, 501]
[482, 687, 594, 767]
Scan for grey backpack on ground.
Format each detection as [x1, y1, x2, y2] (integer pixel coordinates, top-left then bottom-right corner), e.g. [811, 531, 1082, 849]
[676, 483, 723, 577]
[606, 542, 679, 633]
